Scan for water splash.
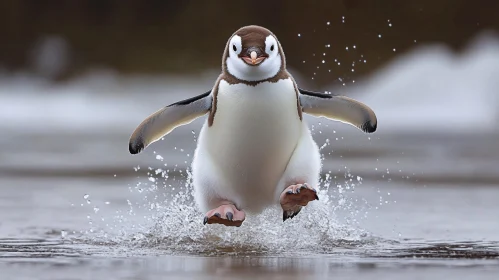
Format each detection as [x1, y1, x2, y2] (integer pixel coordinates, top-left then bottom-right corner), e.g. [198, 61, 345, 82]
[78, 151, 384, 256]
[101, 168, 373, 256]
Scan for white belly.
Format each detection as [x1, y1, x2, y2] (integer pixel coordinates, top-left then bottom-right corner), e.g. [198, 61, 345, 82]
[197, 78, 302, 210]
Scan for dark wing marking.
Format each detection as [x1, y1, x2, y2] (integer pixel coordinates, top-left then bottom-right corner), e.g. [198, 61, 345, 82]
[168, 90, 211, 106]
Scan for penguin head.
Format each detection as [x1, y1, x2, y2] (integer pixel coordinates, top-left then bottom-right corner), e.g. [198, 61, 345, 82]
[224, 25, 284, 82]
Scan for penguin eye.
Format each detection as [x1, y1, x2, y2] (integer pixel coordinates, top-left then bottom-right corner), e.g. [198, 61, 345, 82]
[270, 45, 275, 51]
[232, 44, 237, 52]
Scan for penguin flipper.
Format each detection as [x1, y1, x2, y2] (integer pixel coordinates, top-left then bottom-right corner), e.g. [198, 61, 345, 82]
[129, 91, 212, 154]
[298, 88, 377, 133]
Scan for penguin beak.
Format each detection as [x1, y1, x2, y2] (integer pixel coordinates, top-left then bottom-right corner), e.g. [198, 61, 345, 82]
[241, 47, 268, 66]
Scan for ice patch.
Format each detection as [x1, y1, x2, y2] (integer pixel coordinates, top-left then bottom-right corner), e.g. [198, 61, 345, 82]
[0, 71, 216, 133]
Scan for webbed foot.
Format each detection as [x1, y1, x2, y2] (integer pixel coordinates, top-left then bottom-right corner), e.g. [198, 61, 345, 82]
[280, 183, 318, 221]
[203, 204, 246, 227]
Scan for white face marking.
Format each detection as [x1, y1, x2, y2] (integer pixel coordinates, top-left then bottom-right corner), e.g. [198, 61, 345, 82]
[226, 35, 282, 82]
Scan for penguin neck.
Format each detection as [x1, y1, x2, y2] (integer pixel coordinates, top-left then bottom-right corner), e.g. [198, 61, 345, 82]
[221, 68, 290, 87]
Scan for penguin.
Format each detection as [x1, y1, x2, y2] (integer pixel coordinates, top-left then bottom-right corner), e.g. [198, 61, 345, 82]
[128, 25, 377, 227]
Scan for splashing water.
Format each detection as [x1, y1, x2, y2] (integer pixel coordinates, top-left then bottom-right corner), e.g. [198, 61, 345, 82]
[94, 167, 374, 256]
[77, 137, 384, 256]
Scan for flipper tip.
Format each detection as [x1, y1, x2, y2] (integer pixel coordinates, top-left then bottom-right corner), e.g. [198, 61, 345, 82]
[362, 121, 377, 133]
[129, 139, 144, 155]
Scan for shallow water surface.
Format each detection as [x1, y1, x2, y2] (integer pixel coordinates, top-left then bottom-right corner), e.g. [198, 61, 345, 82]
[1, 175, 498, 279]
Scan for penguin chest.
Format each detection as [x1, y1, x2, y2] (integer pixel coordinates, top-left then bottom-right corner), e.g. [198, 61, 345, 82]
[204, 78, 302, 188]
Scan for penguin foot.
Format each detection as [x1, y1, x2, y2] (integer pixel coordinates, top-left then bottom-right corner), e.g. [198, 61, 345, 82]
[280, 183, 318, 222]
[203, 204, 246, 227]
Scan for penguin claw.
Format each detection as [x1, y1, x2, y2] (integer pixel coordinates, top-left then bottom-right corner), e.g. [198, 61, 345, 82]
[282, 208, 301, 222]
[203, 216, 208, 225]
[226, 212, 233, 221]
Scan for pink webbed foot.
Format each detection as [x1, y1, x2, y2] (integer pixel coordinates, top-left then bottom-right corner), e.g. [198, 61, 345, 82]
[280, 183, 319, 221]
[203, 204, 246, 227]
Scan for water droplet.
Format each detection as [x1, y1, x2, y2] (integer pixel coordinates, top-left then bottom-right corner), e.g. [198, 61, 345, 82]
[345, 46, 349, 51]
[353, 45, 356, 49]
[156, 155, 163, 160]
[327, 21, 330, 25]
[105, 201, 110, 205]
[322, 60, 325, 63]
[378, 34, 382, 38]
[61, 230, 67, 239]
[393, 48, 396, 52]
[93, 207, 99, 213]
[298, 33, 301, 37]
[83, 194, 89, 199]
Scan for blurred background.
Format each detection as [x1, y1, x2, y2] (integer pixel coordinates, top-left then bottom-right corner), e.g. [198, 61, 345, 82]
[1, 0, 499, 244]
[3, 0, 499, 84]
